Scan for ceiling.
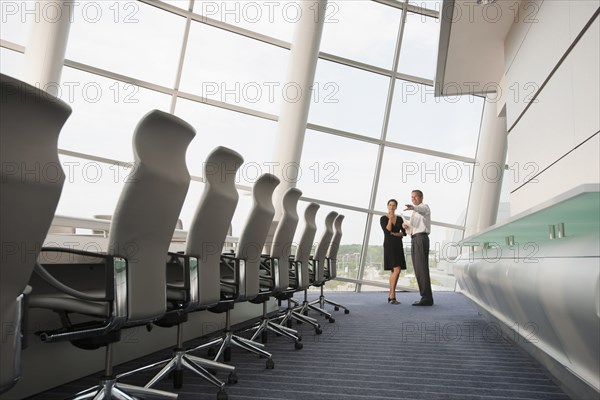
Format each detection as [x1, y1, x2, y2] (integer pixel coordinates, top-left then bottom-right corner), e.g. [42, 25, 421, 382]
[435, 0, 519, 97]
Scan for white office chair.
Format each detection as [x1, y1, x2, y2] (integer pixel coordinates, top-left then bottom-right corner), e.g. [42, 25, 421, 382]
[30, 110, 195, 400]
[126, 146, 243, 400]
[283, 203, 323, 334]
[305, 211, 338, 322]
[247, 188, 303, 348]
[312, 214, 349, 314]
[0, 73, 71, 394]
[193, 173, 280, 369]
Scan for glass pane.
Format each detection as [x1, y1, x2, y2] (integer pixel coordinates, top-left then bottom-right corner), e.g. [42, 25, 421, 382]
[1, 47, 25, 81]
[58, 67, 172, 161]
[293, 202, 368, 281]
[173, 97, 277, 179]
[55, 155, 125, 219]
[387, 79, 484, 157]
[308, 59, 389, 138]
[298, 129, 378, 208]
[376, 148, 473, 225]
[193, 0, 296, 42]
[0, 2, 31, 45]
[397, 13, 440, 80]
[65, 1, 185, 87]
[319, 1, 401, 69]
[180, 21, 290, 115]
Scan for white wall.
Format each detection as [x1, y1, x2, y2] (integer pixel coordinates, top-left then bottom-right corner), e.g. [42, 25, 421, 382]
[504, 1, 599, 215]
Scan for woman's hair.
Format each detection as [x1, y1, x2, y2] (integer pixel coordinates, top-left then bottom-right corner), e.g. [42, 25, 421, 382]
[387, 199, 398, 206]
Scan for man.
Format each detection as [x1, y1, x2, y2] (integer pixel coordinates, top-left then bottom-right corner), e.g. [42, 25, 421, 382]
[403, 190, 433, 306]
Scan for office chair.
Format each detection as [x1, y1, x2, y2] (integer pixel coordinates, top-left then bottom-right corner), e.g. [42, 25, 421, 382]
[29, 110, 195, 400]
[0, 73, 71, 394]
[282, 203, 323, 334]
[192, 173, 280, 368]
[125, 146, 243, 399]
[311, 214, 349, 314]
[305, 211, 338, 322]
[247, 188, 303, 349]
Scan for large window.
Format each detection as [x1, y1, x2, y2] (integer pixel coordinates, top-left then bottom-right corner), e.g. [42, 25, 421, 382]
[308, 59, 389, 138]
[58, 67, 172, 161]
[319, 1, 402, 69]
[0, 0, 483, 294]
[397, 13, 440, 79]
[65, 1, 185, 87]
[299, 129, 379, 208]
[388, 79, 484, 157]
[173, 97, 278, 179]
[180, 21, 290, 116]
[193, 0, 297, 42]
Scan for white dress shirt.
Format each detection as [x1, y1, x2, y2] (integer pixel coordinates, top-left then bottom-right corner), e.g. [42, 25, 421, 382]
[409, 203, 431, 235]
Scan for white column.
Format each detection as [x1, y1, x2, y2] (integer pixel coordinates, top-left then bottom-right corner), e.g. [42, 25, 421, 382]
[464, 98, 508, 238]
[23, 0, 74, 96]
[272, 0, 327, 219]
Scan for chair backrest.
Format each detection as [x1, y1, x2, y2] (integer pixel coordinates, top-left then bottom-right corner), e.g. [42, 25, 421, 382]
[186, 146, 243, 306]
[108, 110, 195, 322]
[236, 173, 280, 300]
[313, 211, 338, 282]
[294, 203, 320, 289]
[0, 73, 71, 393]
[270, 188, 302, 290]
[326, 214, 345, 280]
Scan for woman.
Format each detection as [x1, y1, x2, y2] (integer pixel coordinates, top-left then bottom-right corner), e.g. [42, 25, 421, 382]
[380, 199, 407, 304]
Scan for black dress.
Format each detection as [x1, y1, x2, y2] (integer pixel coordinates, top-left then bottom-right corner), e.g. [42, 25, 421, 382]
[380, 215, 407, 270]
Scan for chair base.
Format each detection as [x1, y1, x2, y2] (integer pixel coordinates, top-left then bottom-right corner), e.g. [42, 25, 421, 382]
[192, 307, 274, 368]
[247, 311, 303, 349]
[279, 298, 322, 334]
[71, 377, 178, 400]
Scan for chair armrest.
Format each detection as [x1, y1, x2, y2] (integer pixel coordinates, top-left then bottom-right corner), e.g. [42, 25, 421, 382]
[35, 247, 116, 302]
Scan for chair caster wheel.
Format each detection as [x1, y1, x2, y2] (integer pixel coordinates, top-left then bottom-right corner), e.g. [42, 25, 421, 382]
[228, 372, 238, 384]
[217, 389, 228, 400]
[344, 309, 350, 314]
[315, 327, 322, 335]
[294, 341, 303, 350]
[334, 306, 339, 311]
[328, 317, 335, 323]
[297, 335, 302, 342]
[266, 358, 275, 369]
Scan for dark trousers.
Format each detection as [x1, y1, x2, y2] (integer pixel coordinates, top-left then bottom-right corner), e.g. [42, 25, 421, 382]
[411, 234, 433, 302]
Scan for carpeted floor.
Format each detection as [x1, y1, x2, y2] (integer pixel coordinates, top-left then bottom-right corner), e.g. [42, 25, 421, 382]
[27, 291, 571, 400]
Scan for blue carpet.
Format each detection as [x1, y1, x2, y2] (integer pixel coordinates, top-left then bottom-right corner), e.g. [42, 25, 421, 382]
[27, 291, 571, 400]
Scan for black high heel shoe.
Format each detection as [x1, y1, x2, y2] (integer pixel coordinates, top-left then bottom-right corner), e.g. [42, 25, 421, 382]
[388, 297, 400, 305]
